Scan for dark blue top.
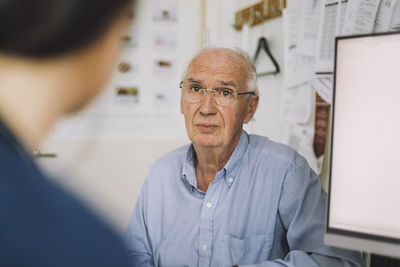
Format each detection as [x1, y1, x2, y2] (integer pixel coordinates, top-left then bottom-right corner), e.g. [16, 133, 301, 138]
[0, 119, 131, 267]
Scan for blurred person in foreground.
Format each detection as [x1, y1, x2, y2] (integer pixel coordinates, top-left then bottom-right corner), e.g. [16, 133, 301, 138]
[125, 47, 364, 267]
[0, 0, 135, 266]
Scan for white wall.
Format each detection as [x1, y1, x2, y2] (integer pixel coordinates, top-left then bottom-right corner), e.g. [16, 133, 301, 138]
[40, 139, 188, 235]
[40, 0, 286, 235]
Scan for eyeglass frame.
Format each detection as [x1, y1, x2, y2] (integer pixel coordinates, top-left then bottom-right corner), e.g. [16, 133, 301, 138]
[179, 81, 256, 105]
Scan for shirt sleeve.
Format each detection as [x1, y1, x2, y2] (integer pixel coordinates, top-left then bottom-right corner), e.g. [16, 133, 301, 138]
[240, 156, 364, 267]
[125, 181, 155, 267]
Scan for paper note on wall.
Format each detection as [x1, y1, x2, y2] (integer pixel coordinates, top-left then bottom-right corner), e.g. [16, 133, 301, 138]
[283, 124, 321, 173]
[374, 0, 398, 32]
[297, 0, 323, 57]
[315, 0, 347, 74]
[312, 76, 333, 104]
[283, 8, 316, 88]
[389, 0, 400, 30]
[342, 0, 380, 35]
[280, 83, 313, 124]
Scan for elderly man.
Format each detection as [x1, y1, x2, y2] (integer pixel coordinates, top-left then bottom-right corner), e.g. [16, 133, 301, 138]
[125, 48, 364, 267]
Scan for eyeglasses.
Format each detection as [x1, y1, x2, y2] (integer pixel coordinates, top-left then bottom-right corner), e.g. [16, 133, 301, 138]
[180, 81, 255, 106]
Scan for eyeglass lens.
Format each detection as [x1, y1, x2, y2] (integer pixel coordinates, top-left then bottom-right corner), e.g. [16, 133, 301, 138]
[183, 84, 236, 106]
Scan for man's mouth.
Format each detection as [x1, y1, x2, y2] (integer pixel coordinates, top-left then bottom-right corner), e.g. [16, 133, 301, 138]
[196, 123, 218, 132]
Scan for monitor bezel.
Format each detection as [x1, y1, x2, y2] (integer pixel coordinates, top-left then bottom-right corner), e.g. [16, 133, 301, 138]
[325, 31, 400, 258]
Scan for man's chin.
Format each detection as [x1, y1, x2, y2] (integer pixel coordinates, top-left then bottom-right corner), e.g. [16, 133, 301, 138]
[192, 136, 221, 148]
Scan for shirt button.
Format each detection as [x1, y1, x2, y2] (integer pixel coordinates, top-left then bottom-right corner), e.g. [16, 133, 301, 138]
[202, 244, 208, 250]
[206, 202, 212, 208]
[228, 177, 234, 183]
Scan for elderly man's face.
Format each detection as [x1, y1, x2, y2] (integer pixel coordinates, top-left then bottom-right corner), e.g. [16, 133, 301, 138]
[180, 49, 258, 150]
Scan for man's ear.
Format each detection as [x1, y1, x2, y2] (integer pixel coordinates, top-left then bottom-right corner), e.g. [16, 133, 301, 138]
[243, 94, 259, 124]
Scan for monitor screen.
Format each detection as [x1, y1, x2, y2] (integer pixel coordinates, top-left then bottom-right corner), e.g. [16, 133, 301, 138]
[325, 32, 400, 258]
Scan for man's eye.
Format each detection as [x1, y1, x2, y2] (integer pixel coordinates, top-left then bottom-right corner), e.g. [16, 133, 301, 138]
[219, 88, 234, 97]
[190, 85, 202, 93]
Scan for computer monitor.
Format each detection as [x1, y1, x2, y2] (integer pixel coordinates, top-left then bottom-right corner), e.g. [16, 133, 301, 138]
[325, 31, 400, 258]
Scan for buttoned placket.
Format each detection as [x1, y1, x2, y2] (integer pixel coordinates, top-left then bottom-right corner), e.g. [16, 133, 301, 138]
[198, 171, 225, 267]
[182, 135, 246, 266]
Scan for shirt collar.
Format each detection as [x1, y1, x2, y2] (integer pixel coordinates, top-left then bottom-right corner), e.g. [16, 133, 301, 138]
[223, 130, 249, 186]
[181, 130, 249, 190]
[182, 144, 198, 190]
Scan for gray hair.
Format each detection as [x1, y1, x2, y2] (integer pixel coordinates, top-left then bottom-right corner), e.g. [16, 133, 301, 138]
[182, 47, 259, 94]
[233, 47, 259, 94]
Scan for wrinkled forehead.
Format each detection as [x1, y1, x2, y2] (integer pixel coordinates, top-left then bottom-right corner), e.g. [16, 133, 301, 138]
[185, 49, 250, 88]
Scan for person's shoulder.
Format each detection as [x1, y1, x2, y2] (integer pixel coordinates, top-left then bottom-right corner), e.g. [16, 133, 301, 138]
[140, 144, 191, 193]
[247, 134, 314, 185]
[248, 133, 302, 165]
[0, 159, 131, 266]
[42, 184, 131, 266]
[144, 143, 190, 183]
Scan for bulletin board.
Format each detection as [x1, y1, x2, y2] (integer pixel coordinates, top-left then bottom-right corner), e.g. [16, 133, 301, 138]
[50, 0, 202, 140]
[281, 0, 399, 180]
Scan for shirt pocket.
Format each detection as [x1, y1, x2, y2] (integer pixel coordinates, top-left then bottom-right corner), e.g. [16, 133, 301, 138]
[219, 233, 271, 266]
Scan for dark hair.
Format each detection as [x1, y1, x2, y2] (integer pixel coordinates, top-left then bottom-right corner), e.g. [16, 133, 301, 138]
[0, 0, 133, 58]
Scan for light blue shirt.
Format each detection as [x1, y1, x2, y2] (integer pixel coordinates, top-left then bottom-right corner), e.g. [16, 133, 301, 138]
[125, 131, 364, 267]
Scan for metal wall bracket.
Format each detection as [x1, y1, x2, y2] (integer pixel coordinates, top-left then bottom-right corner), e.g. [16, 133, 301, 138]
[233, 0, 286, 31]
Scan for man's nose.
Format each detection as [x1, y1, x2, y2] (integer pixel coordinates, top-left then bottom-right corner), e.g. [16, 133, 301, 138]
[199, 90, 217, 115]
